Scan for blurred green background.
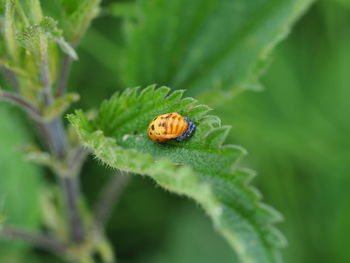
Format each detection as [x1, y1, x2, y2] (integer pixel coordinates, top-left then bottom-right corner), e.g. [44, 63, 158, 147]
[1, 0, 350, 262]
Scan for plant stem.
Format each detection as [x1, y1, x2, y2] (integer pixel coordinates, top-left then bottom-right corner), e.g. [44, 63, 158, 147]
[94, 172, 130, 230]
[0, 90, 42, 120]
[68, 146, 89, 172]
[41, 119, 85, 245]
[39, 50, 85, 244]
[59, 175, 85, 244]
[57, 54, 73, 97]
[0, 67, 19, 92]
[44, 118, 67, 159]
[41, 109, 85, 245]
[0, 226, 67, 256]
[40, 50, 54, 106]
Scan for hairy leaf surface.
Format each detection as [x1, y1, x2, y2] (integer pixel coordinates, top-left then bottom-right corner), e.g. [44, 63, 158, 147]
[68, 86, 285, 263]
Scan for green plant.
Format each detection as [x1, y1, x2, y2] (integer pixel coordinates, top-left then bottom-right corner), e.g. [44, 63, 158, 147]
[0, 0, 314, 262]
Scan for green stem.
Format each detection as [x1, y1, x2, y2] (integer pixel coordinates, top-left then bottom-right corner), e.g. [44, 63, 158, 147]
[57, 54, 73, 97]
[0, 66, 19, 92]
[0, 90, 42, 119]
[94, 172, 130, 230]
[59, 175, 85, 244]
[39, 49, 85, 244]
[0, 226, 67, 256]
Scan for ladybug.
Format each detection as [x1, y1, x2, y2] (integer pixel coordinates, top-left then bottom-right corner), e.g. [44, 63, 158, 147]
[148, 112, 196, 143]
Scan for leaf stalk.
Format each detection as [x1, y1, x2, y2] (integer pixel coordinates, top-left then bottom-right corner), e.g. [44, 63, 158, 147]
[0, 226, 68, 256]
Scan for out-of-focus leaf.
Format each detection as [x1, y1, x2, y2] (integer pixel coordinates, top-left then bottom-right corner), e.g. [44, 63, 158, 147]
[58, 0, 81, 15]
[0, 58, 28, 76]
[4, 0, 18, 61]
[0, 106, 42, 227]
[68, 86, 285, 263]
[0, 105, 43, 259]
[79, 28, 119, 71]
[15, 0, 42, 23]
[218, 3, 350, 262]
[63, 0, 101, 44]
[16, 24, 42, 52]
[330, 0, 350, 9]
[42, 92, 79, 121]
[16, 16, 78, 60]
[143, 204, 237, 263]
[39, 16, 63, 37]
[108, 2, 137, 18]
[55, 37, 78, 60]
[28, 0, 43, 23]
[119, 0, 314, 99]
[21, 144, 68, 176]
[40, 16, 78, 59]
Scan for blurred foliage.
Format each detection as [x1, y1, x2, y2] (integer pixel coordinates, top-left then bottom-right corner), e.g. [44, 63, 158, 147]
[1, 0, 350, 262]
[142, 204, 237, 263]
[218, 1, 350, 262]
[118, 0, 313, 98]
[0, 105, 43, 262]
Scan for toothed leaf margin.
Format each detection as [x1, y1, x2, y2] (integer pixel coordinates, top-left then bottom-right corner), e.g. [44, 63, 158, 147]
[68, 86, 286, 263]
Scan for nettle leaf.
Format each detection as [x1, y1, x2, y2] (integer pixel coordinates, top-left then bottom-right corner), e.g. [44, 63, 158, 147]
[63, 0, 101, 44]
[68, 86, 285, 263]
[120, 0, 314, 98]
[4, 0, 19, 61]
[16, 16, 78, 60]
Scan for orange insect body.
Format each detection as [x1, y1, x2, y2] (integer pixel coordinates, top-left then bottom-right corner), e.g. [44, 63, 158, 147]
[148, 112, 193, 143]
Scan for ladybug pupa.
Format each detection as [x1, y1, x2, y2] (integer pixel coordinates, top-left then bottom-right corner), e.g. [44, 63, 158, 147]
[148, 112, 196, 143]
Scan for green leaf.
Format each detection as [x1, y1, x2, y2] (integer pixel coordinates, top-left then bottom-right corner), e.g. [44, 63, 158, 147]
[27, 0, 43, 23]
[4, 0, 19, 61]
[0, 58, 28, 76]
[0, 105, 42, 227]
[55, 37, 78, 60]
[63, 0, 101, 44]
[68, 86, 285, 263]
[0, 105, 43, 257]
[16, 16, 78, 60]
[119, 0, 314, 98]
[39, 16, 78, 59]
[108, 2, 138, 18]
[42, 92, 79, 121]
[16, 24, 42, 52]
[39, 16, 63, 38]
[21, 144, 69, 176]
